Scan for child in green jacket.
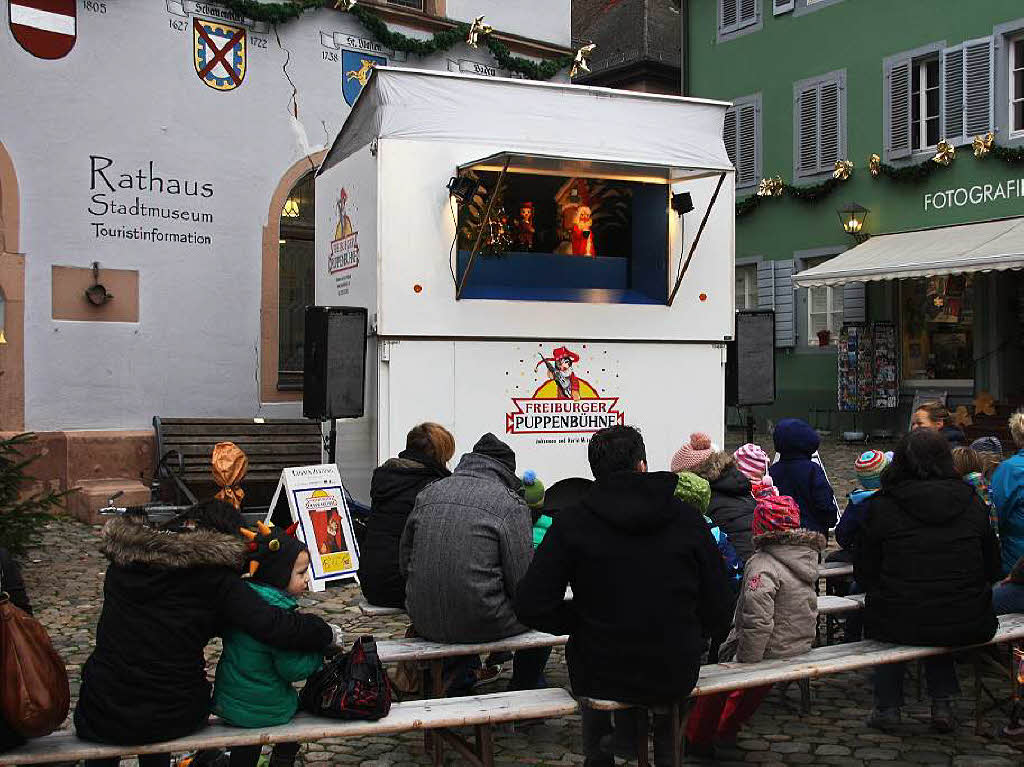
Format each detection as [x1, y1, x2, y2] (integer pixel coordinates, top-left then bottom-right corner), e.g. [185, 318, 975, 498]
[213, 524, 326, 767]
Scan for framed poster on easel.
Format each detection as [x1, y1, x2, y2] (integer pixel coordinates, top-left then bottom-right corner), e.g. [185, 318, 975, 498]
[265, 464, 360, 592]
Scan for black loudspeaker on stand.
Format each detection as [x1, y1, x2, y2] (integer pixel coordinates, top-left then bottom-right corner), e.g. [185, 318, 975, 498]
[726, 311, 777, 444]
[303, 306, 368, 463]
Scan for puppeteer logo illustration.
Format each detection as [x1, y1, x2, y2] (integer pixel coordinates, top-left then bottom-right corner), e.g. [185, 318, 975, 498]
[304, 489, 353, 574]
[193, 17, 246, 91]
[9, 0, 76, 60]
[342, 50, 386, 106]
[506, 346, 625, 435]
[328, 188, 359, 274]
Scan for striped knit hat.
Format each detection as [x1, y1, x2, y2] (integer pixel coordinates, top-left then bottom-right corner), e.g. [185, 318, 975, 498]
[855, 450, 889, 490]
[670, 433, 715, 473]
[752, 494, 800, 537]
[733, 443, 770, 483]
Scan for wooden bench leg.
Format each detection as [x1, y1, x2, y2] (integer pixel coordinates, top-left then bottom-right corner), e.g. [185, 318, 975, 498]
[426, 660, 445, 764]
[670, 702, 683, 767]
[636, 708, 650, 767]
[475, 723, 494, 767]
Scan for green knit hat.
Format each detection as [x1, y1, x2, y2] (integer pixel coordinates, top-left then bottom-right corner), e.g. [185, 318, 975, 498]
[522, 470, 546, 509]
[674, 471, 711, 514]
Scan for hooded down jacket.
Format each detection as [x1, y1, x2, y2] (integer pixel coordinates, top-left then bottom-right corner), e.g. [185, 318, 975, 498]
[693, 452, 757, 564]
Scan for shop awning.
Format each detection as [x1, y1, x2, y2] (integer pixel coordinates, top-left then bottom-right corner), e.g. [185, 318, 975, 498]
[793, 216, 1024, 288]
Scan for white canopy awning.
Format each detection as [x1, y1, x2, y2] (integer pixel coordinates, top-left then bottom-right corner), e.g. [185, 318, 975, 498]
[793, 216, 1024, 287]
[318, 67, 733, 177]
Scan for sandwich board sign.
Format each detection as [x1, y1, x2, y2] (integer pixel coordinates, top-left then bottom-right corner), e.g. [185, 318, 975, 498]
[265, 464, 359, 591]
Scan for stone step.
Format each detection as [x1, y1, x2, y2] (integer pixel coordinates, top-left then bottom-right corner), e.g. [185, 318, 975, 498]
[68, 478, 150, 525]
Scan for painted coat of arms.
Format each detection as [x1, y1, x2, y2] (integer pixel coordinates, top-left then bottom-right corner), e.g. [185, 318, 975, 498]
[193, 17, 246, 91]
[9, 0, 75, 59]
[342, 50, 386, 106]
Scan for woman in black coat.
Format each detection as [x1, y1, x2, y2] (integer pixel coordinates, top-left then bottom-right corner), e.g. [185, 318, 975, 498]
[75, 501, 339, 767]
[0, 547, 32, 753]
[358, 422, 454, 608]
[855, 429, 1000, 734]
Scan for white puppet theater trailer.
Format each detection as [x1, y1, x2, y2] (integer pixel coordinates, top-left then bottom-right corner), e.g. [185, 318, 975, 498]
[316, 68, 735, 492]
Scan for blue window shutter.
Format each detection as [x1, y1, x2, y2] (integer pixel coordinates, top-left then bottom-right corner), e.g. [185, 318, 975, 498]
[818, 79, 841, 171]
[942, 43, 966, 144]
[737, 102, 758, 186]
[796, 84, 819, 175]
[964, 37, 993, 138]
[842, 282, 866, 323]
[885, 57, 912, 160]
[758, 260, 795, 347]
[723, 108, 738, 169]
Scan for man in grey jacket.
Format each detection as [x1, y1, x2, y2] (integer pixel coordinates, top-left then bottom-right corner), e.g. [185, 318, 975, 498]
[400, 432, 549, 691]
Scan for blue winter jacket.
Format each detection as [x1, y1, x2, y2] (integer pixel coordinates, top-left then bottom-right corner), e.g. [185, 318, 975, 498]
[992, 449, 1024, 576]
[768, 419, 838, 535]
[835, 489, 878, 550]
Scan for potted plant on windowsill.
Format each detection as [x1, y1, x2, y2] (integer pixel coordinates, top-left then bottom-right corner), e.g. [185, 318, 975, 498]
[817, 329, 831, 347]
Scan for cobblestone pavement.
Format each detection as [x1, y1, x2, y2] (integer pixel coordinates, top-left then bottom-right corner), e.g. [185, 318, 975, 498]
[19, 435, 1024, 766]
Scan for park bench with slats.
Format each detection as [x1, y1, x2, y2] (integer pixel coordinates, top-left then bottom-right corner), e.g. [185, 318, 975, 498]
[152, 417, 323, 520]
[0, 688, 578, 767]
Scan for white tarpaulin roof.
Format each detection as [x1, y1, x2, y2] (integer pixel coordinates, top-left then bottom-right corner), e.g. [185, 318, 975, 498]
[793, 216, 1024, 288]
[318, 67, 733, 176]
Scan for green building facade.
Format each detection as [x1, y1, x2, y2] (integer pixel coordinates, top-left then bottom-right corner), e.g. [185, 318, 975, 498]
[685, 0, 1024, 434]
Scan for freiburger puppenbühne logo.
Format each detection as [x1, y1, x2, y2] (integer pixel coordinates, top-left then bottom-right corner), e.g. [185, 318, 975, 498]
[506, 346, 624, 435]
[328, 188, 359, 273]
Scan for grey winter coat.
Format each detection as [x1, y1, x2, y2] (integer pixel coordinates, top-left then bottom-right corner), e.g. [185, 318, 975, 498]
[719, 528, 826, 663]
[399, 451, 533, 642]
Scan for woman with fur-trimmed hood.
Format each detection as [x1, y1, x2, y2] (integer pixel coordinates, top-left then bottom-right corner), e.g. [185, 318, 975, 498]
[75, 501, 340, 766]
[686, 492, 825, 761]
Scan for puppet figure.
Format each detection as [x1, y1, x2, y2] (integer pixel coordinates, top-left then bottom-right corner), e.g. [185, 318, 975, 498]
[570, 204, 596, 257]
[514, 201, 536, 250]
[554, 179, 597, 257]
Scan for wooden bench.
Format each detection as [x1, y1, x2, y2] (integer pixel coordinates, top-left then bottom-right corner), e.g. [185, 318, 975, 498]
[152, 417, 323, 520]
[580, 613, 1024, 766]
[358, 601, 407, 617]
[0, 688, 578, 767]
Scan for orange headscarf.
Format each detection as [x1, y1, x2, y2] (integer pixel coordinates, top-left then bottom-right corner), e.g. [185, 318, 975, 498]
[212, 441, 248, 509]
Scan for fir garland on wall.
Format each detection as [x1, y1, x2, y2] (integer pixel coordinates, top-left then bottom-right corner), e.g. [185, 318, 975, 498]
[214, 0, 572, 80]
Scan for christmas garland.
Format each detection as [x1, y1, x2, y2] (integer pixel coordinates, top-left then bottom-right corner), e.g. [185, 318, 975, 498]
[736, 164, 850, 218]
[215, 0, 571, 79]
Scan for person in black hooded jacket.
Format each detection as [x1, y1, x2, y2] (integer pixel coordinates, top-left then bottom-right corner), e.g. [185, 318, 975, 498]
[514, 425, 733, 767]
[75, 501, 340, 767]
[855, 429, 1000, 734]
[358, 422, 454, 608]
[691, 450, 756, 565]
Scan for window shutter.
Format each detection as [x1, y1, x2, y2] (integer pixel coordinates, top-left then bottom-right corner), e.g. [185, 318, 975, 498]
[758, 260, 795, 347]
[842, 281, 866, 323]
[720, 0, 737, 31]
[942, 44, 966, 143]
[774, 0, 795, 15]
[737, 102, 757, 186]
[739, 0, 757, 25]
[819, 79, 841, 169]
[723, 108, 738, 169]
[885, 57, 912, 159]
[964, 37, 993, 137]
[797, 85, 819, 174]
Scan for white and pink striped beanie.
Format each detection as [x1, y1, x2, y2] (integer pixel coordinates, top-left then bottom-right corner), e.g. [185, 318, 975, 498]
[733, 443, 770, 483]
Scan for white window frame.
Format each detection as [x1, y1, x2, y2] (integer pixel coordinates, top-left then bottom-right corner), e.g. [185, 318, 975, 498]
[795, 250, 845, 349]
[1011, 32, 1024, 139]
[806, 284, 844, 346]
[735, 264, 758, 310]
[911, 55, 941, 152]
[724, 93, 761, 192]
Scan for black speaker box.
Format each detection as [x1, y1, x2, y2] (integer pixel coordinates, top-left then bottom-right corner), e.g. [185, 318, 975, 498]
[303, 306, 368, 421]
[726, 311, 776, 407]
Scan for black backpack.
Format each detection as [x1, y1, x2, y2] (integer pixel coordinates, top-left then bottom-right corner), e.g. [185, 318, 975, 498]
[300, 635, 393, 720]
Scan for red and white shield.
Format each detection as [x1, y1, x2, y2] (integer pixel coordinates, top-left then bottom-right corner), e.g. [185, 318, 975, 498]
[9, 0, 76, 59]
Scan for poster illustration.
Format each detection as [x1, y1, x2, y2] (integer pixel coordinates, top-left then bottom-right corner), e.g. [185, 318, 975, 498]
[266, 464, 359, 591]
[506, 344, 624, 434]
[328, 187, 359, 273]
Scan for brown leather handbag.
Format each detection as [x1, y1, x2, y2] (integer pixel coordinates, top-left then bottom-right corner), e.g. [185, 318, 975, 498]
[0, 593, 70, 737]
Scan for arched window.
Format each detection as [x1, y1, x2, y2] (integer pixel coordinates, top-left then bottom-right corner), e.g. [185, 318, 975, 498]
[277, 172, 315, 390]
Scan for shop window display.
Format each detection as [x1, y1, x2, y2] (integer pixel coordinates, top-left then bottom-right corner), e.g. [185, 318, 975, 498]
[900, 274, 974, 381]
[455, 171, 669, 304]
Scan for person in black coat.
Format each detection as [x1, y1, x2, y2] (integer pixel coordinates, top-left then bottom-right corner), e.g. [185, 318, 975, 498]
[513, 425, 733, 767]
[0, 547, 32, 753]
[691, 450, 756, 565]
[358, 423, 454, 608]
[75, 501, 340, 767]
[855, 429, 1000, 734]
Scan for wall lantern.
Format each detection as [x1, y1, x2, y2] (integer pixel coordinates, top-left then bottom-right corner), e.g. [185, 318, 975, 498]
[282, 197, 301, 218]
[0, 288, 6, 344]
[837, 202, 870, 243]
[85, 261, 114, 306]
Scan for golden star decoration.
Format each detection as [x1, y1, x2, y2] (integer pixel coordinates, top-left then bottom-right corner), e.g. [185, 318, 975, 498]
[833, 159, 854, 181]
[756, 176, 784, 197]
[950, 405, 973, 428]
[933, 140, 956, 166]
[973, 132, 994, 158]
[570, 43, 596, 78]
[466, 15, 493, 48]
[869, 153, 881, 177]
[974, 391, 997, 417]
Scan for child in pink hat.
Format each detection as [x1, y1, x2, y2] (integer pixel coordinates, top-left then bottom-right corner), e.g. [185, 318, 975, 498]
[733, 443, 770, 484]
[670, 433, 716, 473]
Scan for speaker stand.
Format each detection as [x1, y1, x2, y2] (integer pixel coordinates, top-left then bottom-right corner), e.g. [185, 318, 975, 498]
[323, 418, 337, 465]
